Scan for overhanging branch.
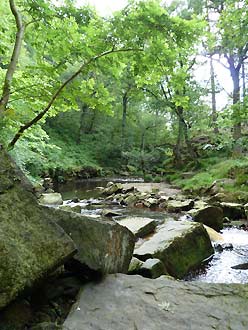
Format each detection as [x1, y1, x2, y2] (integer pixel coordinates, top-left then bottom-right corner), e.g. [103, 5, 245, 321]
[8, 47, 143, 149]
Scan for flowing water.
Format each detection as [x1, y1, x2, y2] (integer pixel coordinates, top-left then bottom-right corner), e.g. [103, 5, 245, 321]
[56, 178, 248, 284]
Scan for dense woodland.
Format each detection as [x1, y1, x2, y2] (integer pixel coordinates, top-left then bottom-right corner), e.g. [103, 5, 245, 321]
[0, 0, 248, 193]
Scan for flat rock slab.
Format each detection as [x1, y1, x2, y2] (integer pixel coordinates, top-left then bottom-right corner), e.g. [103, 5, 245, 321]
[0, 149, 76, 310]
[116, 217, 156, 238]
[134, 220, 213, 278]
[63, 274, 248, 330]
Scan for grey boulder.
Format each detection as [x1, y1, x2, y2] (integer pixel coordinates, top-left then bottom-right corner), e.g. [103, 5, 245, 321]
[48, 209, 135, 274]
[63, 273, 248, 330]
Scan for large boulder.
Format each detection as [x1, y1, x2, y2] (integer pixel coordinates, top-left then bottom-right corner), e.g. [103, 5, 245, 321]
[192, 206, 223, 231]
[134, 220, 213, 278]
[0, 148, 76, 310]
[46, 208, 135, 274]
[220, 202, 246, 220]
[63, 274, 248, 330]
[116, 217, 156, 238]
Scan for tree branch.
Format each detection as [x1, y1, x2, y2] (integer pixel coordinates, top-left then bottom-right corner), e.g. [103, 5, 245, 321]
[0, 0, 25, 114]
[8, 47, 143, 149]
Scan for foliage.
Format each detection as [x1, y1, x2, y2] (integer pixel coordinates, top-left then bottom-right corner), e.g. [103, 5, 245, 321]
[0, 0, 248, 186]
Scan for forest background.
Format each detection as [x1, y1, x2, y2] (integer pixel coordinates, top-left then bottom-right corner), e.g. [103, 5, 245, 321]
[0, 0, 248, 194]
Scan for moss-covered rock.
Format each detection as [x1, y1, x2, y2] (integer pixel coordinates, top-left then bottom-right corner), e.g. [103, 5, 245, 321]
[134, 220, 213, 279]
[0, 148, 76, 310]
[220, 202, 246, 220]
[193, 206, 223, 231]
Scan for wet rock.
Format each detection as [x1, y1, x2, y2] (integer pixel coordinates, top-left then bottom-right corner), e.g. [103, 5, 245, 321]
[214, 243, 233, 252]
[167, 200, 194, 213]
[103, 182, 123, 195]
[101, 209, 121, 217]
[231, 262, 248, 270]
[49, 209, 135, 274]
[128, 257, 143, 274]
[244, 203, 248, 219]
[59, 205, 81, 214]
[116, 217, 156, 238]
[39, 192, 63, 206]
[139, 258, 168, 279]
[71, 197, 80, 203]
[63, 273, 248, 330]
[193, 206, 223, 231]
[0, 149, 76, 310]
[220, 202, 246, 220]
[143, 197, 159, 208]
[134, 220, 213, 279]
[123, 193, 139, 206]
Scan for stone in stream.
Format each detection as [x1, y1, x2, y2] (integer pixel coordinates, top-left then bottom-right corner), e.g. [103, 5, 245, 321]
[192, 205, 223, 231]
[101, 209, 122, 217]
[59, 205, 81, 214]
[128, 257, 143, 274]
[139, 258, 168, 278]
[0, 148, 76, 310]
[167, 199, 194, 212]
[134, 220, 213, 279]
[46, 208, 135, 274]
[39, 192, 63, 206]
[103, 182, 123, 195]
[63, 273, 248, 330]
[231, 262, 248, 270]
[116, 217, 156, 238]
[220, 202, 246, 220]
[245, 203, 248, 219]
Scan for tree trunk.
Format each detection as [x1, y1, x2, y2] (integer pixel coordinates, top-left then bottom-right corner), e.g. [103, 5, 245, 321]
[121, 91, 128, 151]
[0, 0, 25, 115]
[173, 114, 184, 168]
[242, 62, 246, 99]
[177, 106, 199, 165]
[77, 104, 88, 144]
[228, 56, 241, 141]
[210, 55, 218, 134]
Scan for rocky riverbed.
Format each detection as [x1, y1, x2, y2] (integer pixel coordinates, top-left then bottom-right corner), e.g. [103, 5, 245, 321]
[1, 161, 248, 330]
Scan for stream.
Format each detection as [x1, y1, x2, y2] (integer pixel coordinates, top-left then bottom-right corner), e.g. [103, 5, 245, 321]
[56, 178, 248, 284]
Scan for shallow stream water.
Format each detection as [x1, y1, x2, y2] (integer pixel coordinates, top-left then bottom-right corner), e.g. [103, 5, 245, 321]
[56, 178, 248, 284]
